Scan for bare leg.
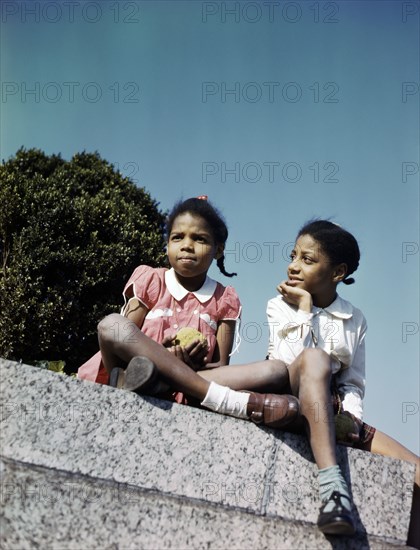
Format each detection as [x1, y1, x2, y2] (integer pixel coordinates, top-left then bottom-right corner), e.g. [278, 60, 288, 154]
[98, 314, 299, 427]
[98, 313, 209, 399]
[198, 359, 290, 392]
[367, 430, 420, 549]
[287, 348, 337, 469]
[99, 314, 293, 397]
[98, 314, 290, 400]
[368, 430, 419, 485]
[282, 348, 355, 535]
[202, 347, 337, 470]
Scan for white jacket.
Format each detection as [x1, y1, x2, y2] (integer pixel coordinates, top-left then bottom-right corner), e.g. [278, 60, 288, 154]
[266, 294, 367, 420]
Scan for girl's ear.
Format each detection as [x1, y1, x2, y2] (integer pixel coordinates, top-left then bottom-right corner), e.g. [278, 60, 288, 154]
[333, 263, 347, 283]
[214, 243, 224, 260]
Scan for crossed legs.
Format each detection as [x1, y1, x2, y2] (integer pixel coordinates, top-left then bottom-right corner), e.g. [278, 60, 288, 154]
[98, 314, 210, 398]
[99, 314, 334, 461]
[97, 316, 365, 535]
[98, 313, 290, 397]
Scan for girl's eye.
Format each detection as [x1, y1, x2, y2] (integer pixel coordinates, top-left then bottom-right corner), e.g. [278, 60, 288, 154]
[289, 253, 296, 261]
[171, 235, 182, 241]
[195, 236, 206, 243]
[303, 257, 314, 264]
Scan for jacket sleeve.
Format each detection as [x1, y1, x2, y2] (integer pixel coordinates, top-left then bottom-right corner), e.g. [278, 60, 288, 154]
[334, 313, 367, 421]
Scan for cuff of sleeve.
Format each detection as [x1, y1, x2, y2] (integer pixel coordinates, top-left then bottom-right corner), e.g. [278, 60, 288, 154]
[341, 392, 363, 421]
[296, 309, 313, 324]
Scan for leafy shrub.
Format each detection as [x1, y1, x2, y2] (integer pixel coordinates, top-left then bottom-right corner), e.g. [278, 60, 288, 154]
[0, 148, 167, 372]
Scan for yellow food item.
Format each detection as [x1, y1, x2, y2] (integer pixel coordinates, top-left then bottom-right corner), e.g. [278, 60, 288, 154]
[173, 327, 207, 347]
[334, 414, 356, 442]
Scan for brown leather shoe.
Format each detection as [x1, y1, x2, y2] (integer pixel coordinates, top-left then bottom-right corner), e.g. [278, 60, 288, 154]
[246, 393, 300, 428]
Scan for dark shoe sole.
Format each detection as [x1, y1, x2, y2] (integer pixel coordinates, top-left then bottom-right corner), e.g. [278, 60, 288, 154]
[125, 356, 158, 393]
[318, 518, 355, 536]
[110, 357, 159, 394]
[317, 491, 355, 536]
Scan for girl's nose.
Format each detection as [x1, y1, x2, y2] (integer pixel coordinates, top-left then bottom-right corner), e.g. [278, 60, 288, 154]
[289, 259, 300, 272]
[180, 239, 194, 250]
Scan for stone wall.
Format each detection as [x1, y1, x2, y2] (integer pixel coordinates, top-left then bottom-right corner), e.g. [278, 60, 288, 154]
[0, 359, 416, 549]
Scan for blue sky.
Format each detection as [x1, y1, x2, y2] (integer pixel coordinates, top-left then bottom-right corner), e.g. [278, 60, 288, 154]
[1, 0, 419, 454]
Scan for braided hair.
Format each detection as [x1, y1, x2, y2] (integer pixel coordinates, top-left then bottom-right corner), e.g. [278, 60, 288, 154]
[166, 198, 237, 277]
[297, 220, 360, 285]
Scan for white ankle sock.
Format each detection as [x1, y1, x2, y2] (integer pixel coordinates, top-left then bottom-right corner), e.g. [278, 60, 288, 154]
[201, 382, 249, 419]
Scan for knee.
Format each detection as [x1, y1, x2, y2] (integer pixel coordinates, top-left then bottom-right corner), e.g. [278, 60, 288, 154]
[298, 348, 332, 381]
[97, 313, 125, 343]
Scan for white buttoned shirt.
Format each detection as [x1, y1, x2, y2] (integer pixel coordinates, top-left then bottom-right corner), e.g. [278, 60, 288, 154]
[266, 294, 367, 420]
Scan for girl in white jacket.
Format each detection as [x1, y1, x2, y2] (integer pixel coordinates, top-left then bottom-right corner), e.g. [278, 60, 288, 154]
[265, 220, 418, 543]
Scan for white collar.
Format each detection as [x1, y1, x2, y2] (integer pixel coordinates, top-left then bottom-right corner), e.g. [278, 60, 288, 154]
[165, 268, 218, 303]
[313, 295, 353, 319]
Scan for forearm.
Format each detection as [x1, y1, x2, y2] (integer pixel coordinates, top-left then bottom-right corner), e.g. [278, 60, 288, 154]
[197, 361, 224, 370]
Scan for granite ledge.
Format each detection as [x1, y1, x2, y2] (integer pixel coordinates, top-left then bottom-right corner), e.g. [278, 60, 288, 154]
[1, 457, 414, 550]
[0, 358, 416, 545]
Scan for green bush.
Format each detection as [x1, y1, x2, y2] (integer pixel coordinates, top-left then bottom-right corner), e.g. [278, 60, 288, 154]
[0, 148, 167, 372]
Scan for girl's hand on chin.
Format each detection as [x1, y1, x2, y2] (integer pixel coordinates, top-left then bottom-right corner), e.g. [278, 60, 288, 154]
[277, 280, 313, 312]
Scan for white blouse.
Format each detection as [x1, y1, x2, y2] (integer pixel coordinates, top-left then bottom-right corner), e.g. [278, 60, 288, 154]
[266, 294, 367, 420]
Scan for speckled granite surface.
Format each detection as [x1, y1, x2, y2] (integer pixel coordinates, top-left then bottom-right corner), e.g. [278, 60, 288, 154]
[0, 359, 416, 549]
[1, 458, 411, 550]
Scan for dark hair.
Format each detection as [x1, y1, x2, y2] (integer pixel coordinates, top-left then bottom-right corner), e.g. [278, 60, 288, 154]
[166, 198, 237, 277]
[297, 220, 360, 285]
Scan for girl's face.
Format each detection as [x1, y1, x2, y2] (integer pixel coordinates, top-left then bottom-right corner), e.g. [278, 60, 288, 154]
[287, 234, 346, 300]
[167, 212, 223, 288]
